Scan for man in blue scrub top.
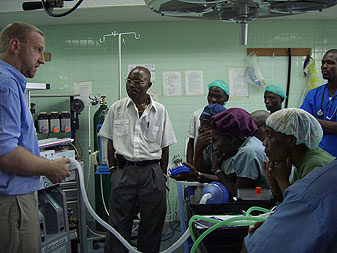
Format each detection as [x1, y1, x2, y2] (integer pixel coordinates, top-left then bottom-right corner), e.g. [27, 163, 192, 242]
[0, 23, 70, 253]
[300, 49, 337, 157]
[242, 159, 337, 253]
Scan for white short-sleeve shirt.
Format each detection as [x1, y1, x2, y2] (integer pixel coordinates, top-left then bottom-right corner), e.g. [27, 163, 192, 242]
[188, 108, 203, 139]
[98, 96, 177, 161]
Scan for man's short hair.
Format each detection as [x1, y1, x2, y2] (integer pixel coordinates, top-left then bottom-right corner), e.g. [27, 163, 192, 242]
[0, 22, 44, 53]
[325, 49, 337, 56]
[250, 110, 269, 128]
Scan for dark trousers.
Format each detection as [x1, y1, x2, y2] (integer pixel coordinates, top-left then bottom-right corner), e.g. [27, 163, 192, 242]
[104, 163, 166, 253]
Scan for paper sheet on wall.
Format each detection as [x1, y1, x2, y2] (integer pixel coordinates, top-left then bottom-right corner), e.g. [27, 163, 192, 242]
[185, 70, 204, 96]
[128, 64, 155, 82]
[163, 71, 182, 96]
[228, 68, 248, 97]
[74, 81, 92, 106]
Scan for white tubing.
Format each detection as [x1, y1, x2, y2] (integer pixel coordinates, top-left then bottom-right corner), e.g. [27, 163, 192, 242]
[161, 229, 190, 253]
[100, 174, 110, 216]
[70, 158, 190, 253]
[199, 193, 212, 205]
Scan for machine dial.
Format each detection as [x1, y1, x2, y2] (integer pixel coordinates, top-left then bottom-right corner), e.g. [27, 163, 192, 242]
[71, 99, 85, 113]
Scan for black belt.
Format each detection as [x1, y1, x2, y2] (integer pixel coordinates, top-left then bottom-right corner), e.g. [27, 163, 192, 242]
[116, 154, 160, 167]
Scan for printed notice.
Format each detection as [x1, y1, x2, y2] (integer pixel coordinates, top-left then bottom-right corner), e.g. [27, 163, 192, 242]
[74, 81, 92, 106]
[185, 70, 204, 96]
[163, 71, 181, 96]
[228, 68, 248, 97]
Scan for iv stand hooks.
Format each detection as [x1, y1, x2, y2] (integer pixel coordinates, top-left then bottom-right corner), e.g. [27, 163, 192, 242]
[98, 31, 141, 100]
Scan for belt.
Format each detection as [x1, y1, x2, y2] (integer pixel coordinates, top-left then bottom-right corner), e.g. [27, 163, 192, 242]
[116, 154, 160, 167]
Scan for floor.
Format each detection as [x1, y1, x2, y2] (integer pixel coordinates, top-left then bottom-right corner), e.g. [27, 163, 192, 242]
[83, 221, 185, 253]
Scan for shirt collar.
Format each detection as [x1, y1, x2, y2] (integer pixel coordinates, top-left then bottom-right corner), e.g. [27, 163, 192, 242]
[126, 95, 157, 112]
[0, 59, 27, 91]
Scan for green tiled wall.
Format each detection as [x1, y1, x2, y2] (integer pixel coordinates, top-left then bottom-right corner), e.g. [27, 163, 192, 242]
[29, 19, 337, 218]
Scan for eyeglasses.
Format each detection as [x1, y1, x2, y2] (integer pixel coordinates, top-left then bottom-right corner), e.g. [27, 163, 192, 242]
[126, 78, 146, 86]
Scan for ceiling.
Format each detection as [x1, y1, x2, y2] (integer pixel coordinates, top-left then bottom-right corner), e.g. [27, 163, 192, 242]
[0, 0, 337, 28]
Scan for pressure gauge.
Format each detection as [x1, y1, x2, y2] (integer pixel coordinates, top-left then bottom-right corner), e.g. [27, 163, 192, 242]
[89, 94, 95, 101]
[95, 94, 101, 100]
[71, 99, 85, 113]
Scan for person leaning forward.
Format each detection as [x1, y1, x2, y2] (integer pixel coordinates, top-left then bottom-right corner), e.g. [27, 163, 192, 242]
[98, 66, 177, 253]
[0, 22, 70, 253]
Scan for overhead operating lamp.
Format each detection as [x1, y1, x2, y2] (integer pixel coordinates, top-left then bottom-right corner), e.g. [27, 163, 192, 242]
[145, 0, 337, 45]
[22, 0, 83, 17]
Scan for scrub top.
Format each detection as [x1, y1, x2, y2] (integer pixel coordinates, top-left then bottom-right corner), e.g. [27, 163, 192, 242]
[244, 159, 337, 253]
[300, 84, 337, 157]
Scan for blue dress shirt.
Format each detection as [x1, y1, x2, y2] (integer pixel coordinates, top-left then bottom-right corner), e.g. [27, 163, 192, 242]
[0, 60, 41, 195]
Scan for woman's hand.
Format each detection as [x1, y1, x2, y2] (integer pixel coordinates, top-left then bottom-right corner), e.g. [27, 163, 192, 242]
[169, 162, 198, 181]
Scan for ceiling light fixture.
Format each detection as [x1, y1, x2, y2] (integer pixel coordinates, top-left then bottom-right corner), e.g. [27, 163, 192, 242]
[145, 0, 337, 45]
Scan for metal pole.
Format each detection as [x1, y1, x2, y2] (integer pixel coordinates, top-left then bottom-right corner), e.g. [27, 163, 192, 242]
[118, 34, 122, 100]
[99, 32, 140, 100]
[240, 22, 248, 45]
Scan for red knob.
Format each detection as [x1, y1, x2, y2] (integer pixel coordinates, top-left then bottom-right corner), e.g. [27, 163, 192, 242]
[255, 187, 262, 194]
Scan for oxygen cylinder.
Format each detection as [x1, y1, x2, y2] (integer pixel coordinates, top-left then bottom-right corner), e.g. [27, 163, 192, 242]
[93, 97, 110, 231]
[93, 101, 108, 152]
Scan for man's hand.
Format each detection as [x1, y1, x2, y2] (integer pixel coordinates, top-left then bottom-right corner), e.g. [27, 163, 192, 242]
[45, 158, 71, 184]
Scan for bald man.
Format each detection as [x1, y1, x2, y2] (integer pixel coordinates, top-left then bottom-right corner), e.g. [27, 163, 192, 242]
[250, 110, 270, 142]
[99, 66, 176, 253]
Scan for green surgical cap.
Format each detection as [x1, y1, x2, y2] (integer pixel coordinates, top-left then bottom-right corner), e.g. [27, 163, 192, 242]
[265, 84, 287, 99]
[208, 80, 229, 96]
[266, 108, 323, 150]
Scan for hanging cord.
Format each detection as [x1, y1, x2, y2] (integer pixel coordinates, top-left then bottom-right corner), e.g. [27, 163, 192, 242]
[74, 134, 83, 159]
[68, 142, 80, 159]
[41, 0, 83, 17]
[285, 48, 292, 108]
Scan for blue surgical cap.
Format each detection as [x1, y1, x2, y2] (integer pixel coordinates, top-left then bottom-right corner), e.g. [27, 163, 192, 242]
[208, 80, 229, 96]
[265, 84, 287, 99]
[200, 104, 227, 121]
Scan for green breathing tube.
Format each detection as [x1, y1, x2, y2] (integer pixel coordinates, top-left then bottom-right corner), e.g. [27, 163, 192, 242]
[189, 206, 271, 253]
[245, 206, 272, 216]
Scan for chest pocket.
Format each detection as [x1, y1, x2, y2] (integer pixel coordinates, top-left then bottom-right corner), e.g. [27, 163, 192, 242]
[145, 125, 160, 143]
[114, 119, 129, 136]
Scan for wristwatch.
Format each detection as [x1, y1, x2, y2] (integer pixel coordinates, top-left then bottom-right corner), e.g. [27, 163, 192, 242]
[196, 171, 202, 180]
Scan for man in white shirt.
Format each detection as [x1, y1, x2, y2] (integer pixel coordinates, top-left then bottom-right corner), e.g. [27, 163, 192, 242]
[99, 66, 176, 253]
[186, 80, 229, 164]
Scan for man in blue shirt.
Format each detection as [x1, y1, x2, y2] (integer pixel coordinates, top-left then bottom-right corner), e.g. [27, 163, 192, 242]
[0, 23, 70, 253]
[242, 159, 337, 252]
[300, 49, 337, 157]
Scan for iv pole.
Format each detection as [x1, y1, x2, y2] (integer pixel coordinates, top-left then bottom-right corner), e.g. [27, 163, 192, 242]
[99, 31, 140, 99]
